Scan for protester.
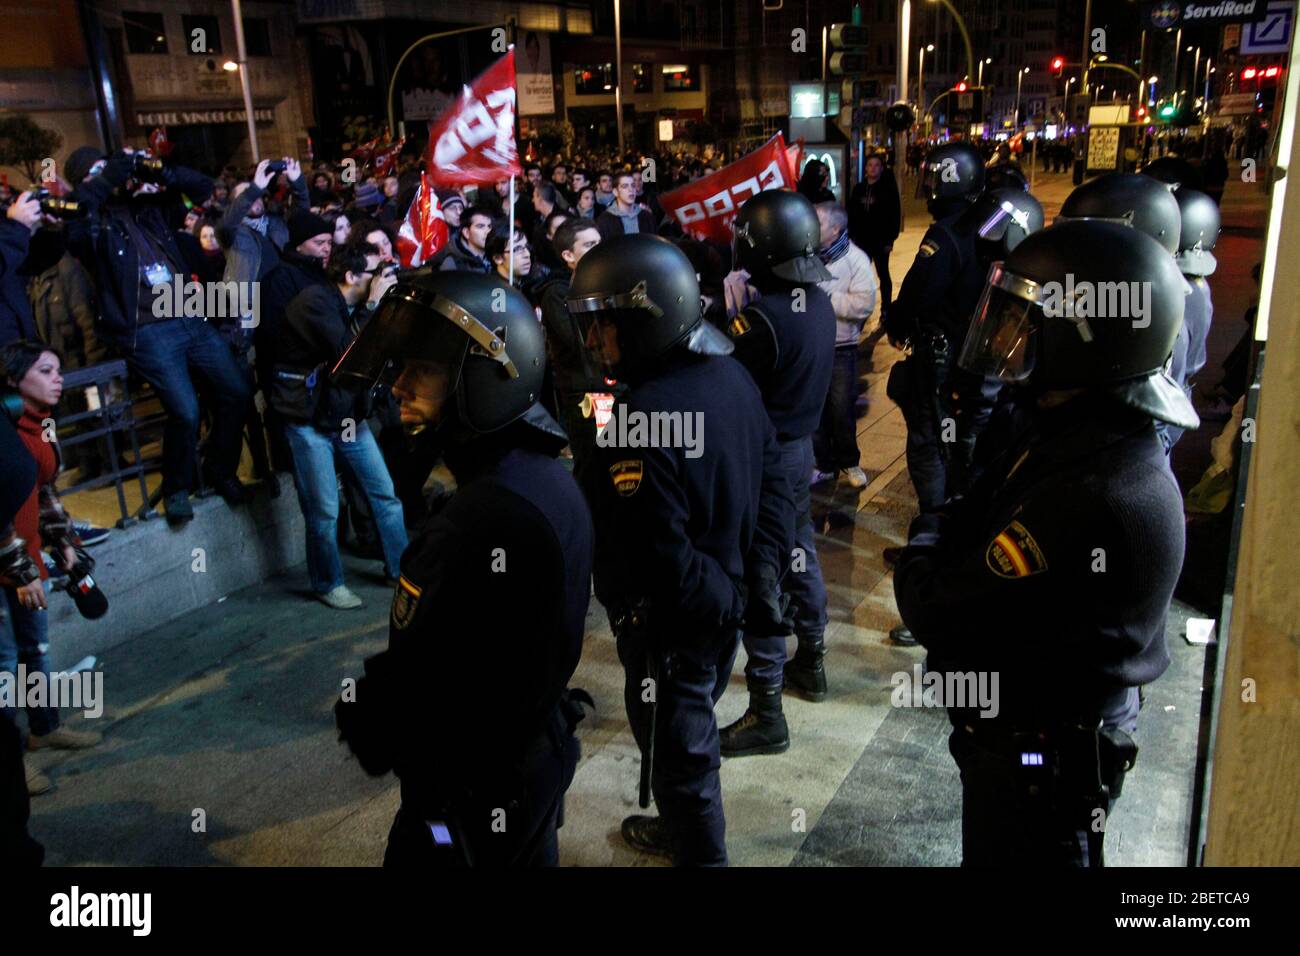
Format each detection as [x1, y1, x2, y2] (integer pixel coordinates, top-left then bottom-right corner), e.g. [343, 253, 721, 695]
[595, 172, 656, 239]
[438, 205, 495, 273]
[811, 202, 877, 488]
[847, 152, 901, 319]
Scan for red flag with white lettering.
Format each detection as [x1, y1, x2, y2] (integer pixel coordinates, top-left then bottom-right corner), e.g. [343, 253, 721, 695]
[395, 171, 448, 269]
[371, 137, 405, 177]
[658, 134, 801, 245]
[426, 50, 522, 187]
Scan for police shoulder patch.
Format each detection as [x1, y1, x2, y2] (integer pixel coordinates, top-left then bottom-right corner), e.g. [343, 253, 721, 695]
[610, 459, 644, 496]
[729, 313, 751, 337]
[918, 239, 940, 258]
[391, 575, 423, 630]
[985, 520, 1048, 579]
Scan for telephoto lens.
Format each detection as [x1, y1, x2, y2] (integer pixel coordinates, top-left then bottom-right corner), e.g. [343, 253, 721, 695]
[130, 150, 165, 181]
[29, 187, 86, 220]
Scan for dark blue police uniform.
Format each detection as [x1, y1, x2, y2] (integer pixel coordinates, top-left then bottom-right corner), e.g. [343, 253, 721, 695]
[586, 352, 793, 865]
[376, 432, 593, 867]
[894, 396, 1183, 866]
[888, 213, 996, 510]
[728, 286, 835, 688]
[1159, 275, 1213, 451]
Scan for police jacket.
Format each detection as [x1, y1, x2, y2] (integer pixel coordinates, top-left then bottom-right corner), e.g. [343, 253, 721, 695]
[887, 212, 985, 345]
[586, 352, 794, 638]
[385, 425, 593, 793]
[894, 395, 1182, 726]
[729, 284, 836, 442]
[66, 155, 213, 350]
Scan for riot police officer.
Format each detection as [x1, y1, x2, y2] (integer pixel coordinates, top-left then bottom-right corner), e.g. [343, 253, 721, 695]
[717, 189, 836, 756]
[894, 220, 1198, 866]
[332, 271, 593, 867]
[886, 141, 990, 517]
[569, 233, 794, 865]
[1058, 172, 1182, 255]
[1159, 187, 1220, 451]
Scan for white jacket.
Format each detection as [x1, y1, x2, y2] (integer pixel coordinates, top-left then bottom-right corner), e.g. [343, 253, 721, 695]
[817, 241, 878, 348]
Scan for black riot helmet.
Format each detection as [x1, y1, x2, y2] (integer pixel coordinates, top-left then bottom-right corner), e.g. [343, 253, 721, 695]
[731, 189, 832, 283]
[918, 142, 986, 216]
[1141, 155, 1205, 193]
[333, 270, 561, 442]
[1057, 173, 1181, 255]
[958, 220, 1198, 430]
[956, 187, 1044, 264]
[1172, 188, 1220, 277]
[984, 163, 1029, 193]
[567, 233, 732, 381]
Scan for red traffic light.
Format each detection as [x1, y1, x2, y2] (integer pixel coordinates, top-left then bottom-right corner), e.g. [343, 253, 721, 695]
[1264, 65, 1281, 78]
[1050, 56, 1065, 73]
[956, 80, 969, 92]
[1242, 67, 1258, 80]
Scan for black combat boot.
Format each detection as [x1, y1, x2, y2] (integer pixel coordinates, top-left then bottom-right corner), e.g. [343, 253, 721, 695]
[783, 637, 827, 702]
[621, 815, 672, 859]
[719, 686, 790, 757]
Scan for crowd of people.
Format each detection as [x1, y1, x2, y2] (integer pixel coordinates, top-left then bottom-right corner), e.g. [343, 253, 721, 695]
[1, 122, 1225, 871]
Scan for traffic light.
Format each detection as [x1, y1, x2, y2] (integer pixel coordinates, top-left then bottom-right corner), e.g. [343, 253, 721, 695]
[1158, 102, 1177, 121]
[828, 22, 870, 75]
[1050, 56, 1065, 74]
[1242, 67, 1258, 80]
[956, 80, 969, 92]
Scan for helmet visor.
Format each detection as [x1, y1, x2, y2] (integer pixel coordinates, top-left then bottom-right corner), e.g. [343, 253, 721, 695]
[957, 263, 1041, 382]
[332, 285, 518, 392]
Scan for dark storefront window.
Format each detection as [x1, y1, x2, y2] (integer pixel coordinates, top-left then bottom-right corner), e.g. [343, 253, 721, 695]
[632, 63, 653, 93]
[123, 11, 168, 55]
[574, 63, 616, 94]
[243, 18, 273, 57]
[663, 64, 699, 92]
[182, 15, 221, 55]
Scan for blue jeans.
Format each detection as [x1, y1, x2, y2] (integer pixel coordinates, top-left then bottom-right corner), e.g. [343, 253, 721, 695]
[813, 346, 862, 472]
[742, 436, 828, 689]
[284, 421, 409, 594]
[0, 583, 59, 738]
[130, 316, 252, 496]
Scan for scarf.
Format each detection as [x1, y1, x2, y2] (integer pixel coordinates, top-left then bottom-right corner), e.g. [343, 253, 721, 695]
[819, 229, 850, 265]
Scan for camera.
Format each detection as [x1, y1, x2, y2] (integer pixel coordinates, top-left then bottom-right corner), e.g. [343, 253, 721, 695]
[128, 149, 165, 182]
[29, 187, 86, 221]
[265, 160, 288, 174]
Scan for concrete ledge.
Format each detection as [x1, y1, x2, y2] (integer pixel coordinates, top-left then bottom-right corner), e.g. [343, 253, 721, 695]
[47, 483, 306, 671]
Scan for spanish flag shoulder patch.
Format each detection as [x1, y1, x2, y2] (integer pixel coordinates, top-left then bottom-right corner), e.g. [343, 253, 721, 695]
[729, 313, 751, 337]
[985, 520, 1048, 579]
[918, 239, 940, 258]
[391, 575, 423, 630]
[610, 459, 644, 497]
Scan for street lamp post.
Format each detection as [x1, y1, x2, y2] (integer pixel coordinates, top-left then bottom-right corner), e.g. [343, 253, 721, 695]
[1014, 65, 1029, 131]
[978, 56, 992, 88]
[919, 43, 934, 118]
[230, 0, 259, 163]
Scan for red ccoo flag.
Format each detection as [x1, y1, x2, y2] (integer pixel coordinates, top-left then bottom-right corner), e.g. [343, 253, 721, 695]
[426, 49, 522, 187]
[395, 171, 449, 269]
[371, 137, 405, 177]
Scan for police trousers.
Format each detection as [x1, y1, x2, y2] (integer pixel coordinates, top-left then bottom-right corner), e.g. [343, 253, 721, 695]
[949, 686, 1140, 867]
[898, 337, 999, 512]
[742, 435, 828, 688]
[617, 623, 741, 866]
[383, 714, 580, 868]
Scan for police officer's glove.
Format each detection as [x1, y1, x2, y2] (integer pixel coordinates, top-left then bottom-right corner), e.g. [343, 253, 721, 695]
[334, 651, 399, 777]
[741, 563, 790, 637]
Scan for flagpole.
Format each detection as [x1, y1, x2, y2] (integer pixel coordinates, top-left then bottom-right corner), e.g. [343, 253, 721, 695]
[508, 176, 516, 284]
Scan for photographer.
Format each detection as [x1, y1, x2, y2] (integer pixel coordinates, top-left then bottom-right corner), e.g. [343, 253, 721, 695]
[271, 240, 407, 610]
[1, 341, 102, 796]
[2, 192, 66, 348]
[63, 146, 252, 525]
